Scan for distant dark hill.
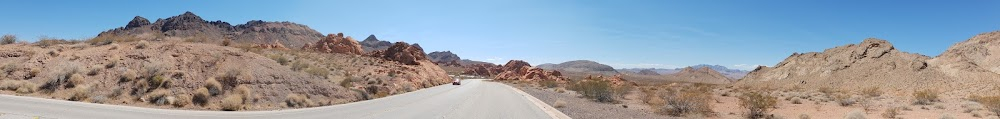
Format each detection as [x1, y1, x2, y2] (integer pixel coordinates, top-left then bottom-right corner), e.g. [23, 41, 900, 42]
[98, 11, 324, 48]
[537, 60, 618, 74]
[361, 34, 393, 52]
[618, 64, 749, 80]
[427, 51, 461, 66]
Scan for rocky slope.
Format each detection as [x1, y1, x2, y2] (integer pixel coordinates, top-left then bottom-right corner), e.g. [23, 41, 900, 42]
[427, 51, 461, 66]
[536, 60, 618, 75]
[662, 67, 731, 84]
[738, 38, 958, 93]
[98, 12, 324, 48]
[930, 31, 1000, 80]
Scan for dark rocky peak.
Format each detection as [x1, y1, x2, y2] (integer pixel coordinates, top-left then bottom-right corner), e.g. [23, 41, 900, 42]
[126, 16, 150, 29]
[364, 34, 379, 42]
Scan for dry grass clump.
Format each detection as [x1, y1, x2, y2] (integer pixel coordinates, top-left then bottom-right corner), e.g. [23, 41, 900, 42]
[304, 67, 329, 78]
[205, 78, 223, 96]
[119, 69, 138, 82]
[1, 63, 17, 75]
[285, 93, 313, 108]
[193, 87, 211, 106]
[539, 79, 559, 89]
[221, 94, 244, 111]
[1, 34, 15, 44]
[268, 54, 291, 66]
[0, 80, 36, 94]
[833, 94, 855, 106]
[882, 106, 900, 118]
[739, 91, 777, 119]
[218, 69, 248, 89]
[913, 89, 939, 105]
[970, 95, 1000, 117]
[136, 40, 149, 49]
[34, 37, 76, 48]
[69, 84, 93, 101]
[173, 95, 191, 107]
[234, 85, 252, 102]
[553, 99, 567, 108]
[861, 87, 882, 97]
[659, 89, 713, 117]
[41, 64, 81, 92]
[145, 89, 173, 105]
[67, 74, 86, 88]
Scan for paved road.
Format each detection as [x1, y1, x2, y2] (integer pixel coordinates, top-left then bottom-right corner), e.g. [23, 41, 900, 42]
[0, 79, 569, 119]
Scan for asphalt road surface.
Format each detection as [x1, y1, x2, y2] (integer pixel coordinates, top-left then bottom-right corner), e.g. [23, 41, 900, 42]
[0, 79, 569, 119]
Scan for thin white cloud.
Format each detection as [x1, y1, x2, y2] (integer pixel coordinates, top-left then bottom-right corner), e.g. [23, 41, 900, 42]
[732, 64, 765, 70]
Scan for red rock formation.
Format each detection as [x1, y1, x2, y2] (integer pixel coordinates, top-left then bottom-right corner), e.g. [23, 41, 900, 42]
[462, 64, 503, 76]
[492, 60, 567, 82]
[302, 33, 364, 55]
[367, 42, 428, 65]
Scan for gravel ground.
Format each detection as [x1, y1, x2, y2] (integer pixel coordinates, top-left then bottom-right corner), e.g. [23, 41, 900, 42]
[513, 86, 675, 119]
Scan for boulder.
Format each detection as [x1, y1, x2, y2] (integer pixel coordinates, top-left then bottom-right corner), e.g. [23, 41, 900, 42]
[303, 33, 364, 55]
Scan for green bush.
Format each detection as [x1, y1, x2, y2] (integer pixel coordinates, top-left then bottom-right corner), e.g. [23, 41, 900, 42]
[739, 91, 777, 119]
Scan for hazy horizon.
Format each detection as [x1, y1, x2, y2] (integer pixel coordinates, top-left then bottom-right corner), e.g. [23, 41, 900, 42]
[2, 0, 999, 70]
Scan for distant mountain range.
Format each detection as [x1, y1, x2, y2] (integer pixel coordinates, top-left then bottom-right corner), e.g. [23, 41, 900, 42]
[536, 60, 619, 75]
[618, 64, 750, 80]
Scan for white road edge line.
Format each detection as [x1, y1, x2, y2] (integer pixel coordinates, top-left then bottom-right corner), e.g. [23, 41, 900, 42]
[500, 84, 571, 119]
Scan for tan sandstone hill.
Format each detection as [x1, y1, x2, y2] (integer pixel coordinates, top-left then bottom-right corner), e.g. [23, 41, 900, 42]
[662, 67, 732, 84]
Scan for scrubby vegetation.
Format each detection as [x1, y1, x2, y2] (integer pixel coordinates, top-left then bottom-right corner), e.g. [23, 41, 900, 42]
[739, 91, 777, 119]
[221, 94, 244, 111]
[861, 87, 882, 97]
[285, 93, 313, 108]
[659, 87, 713, 117]
[568, 78, 617, 103]
[970, 95, 1000, 117]
[913, 89, 939, 105]
[1, 34, 15, 44]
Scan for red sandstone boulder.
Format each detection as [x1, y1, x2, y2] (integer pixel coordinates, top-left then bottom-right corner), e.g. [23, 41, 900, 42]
[302, 33, 364, 55]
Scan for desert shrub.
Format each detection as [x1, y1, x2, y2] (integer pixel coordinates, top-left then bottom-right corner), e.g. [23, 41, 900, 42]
[2, 63, 16, 74]
[34, 37, 74, 48]
[861, 87, 882, 97]
[67, 74, 86, 88]
[90, 95, 108, 104]
[218, 69, 247, 88]
[221, 39, 232, 46]
[845, 110, 866, 119]
[119, 69, 138, 82]
[739, 91, 777, 119]
[971, 95, 1000, 117]
[285, 93, 313, 108]
[799, 114, 810, 119]
[539, 79, 559, 88]
[173, 95, 191, 107]
[1, 80, 36, 94]
[221, 94, 244, 111]
[193, 87, 211, 106]
[290, 61, 309, 71]
[882, 106, 900, 118]
[660, 90, 713, 117]
[553, 99, 566, 108]
[69, 84, 93, 101]
[818, 87, 835, 94]
[87, 35, 139, 46]
[913, 89, 939, 105]
[145, 89, 172, 105]
[86, 65, 102, 76]
[1, 34, 15, 44]
[234, 85, 252, 101]
[205, 78, 223, 96]
[268, 55, 291, 66]
[149, 75, 171, 89]
[833, 94, 855, 106]
[791, 98, 802, 104]
[26, 68, 40, 79]
[570, 79, 616, 103]
[136, 40, 149, 49]
[109, 88, 124, 99]
[304, 67, 329, 78]
[340, 76, 356, 88]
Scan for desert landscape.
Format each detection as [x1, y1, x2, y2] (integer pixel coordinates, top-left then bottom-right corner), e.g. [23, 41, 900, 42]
[2, 1, 1000, 119]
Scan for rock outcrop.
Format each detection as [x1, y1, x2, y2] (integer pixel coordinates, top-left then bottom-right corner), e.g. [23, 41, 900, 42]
[428, 51, 462, 66]
[637, 69, 661, 75]
[536, 60, 618, 74]
[932, 31, 1000, 76]
[492, 60, 567, 81]
[361, 35, 393, 52]
[99, 11, 324, 48]
[664, 67, 731, 84]
[302, 33, 364, 55]
[738, 38, 948, 91]
[368, 42, 429, 65]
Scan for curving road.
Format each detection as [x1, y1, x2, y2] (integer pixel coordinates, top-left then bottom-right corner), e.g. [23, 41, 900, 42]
[0, 79, 570, 119]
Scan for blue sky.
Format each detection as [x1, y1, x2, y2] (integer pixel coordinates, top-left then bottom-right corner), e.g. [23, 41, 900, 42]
[2, 0, 1000, 70]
